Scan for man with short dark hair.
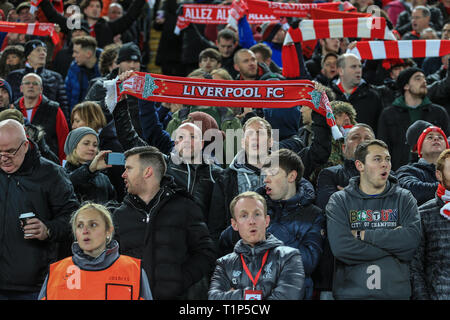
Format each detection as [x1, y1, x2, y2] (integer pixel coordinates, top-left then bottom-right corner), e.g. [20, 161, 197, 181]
[198, 48, 222, 74]
[215, 29, 240, 78]
[326, 139, 421, 299]
[113, 145, 216, 299]
[410, 148, 450, 300]
[65, 35, 101, 112]
[378, 67, 450, 170]
[315, 52, 338, 87]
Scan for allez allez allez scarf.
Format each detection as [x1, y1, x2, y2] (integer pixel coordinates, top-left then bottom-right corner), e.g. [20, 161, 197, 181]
[104, 72, 342, 139]
[174, 4, 279, 35]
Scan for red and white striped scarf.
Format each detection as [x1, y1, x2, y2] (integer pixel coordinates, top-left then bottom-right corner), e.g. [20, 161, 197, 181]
[227, 0, 353, 29]
[347, 40, 450, 60]
[0, 21, 60, 44]
[283, 17, 396, 43]
[436, 183, 450, 220]
[103, 72, 343, 139]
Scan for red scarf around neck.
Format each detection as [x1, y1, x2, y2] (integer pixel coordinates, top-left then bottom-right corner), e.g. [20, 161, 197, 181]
[19, 94, 43, 122]
[436, 183, 450, 220]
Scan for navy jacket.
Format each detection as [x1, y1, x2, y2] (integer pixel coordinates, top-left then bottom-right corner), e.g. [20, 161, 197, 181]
[396, 158, 438, 206]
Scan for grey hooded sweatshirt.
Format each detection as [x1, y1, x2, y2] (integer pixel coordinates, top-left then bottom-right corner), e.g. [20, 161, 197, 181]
[326, 175, 421, 300]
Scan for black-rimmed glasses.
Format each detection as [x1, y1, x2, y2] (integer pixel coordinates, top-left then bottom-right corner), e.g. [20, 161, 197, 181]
[0, 140, 26, 158]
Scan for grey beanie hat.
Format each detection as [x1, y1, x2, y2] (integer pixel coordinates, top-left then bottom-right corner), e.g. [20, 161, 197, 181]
[64, 127, 99, 156]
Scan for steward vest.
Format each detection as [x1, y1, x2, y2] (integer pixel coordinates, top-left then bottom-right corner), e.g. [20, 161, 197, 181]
[44, 255, 142, 300]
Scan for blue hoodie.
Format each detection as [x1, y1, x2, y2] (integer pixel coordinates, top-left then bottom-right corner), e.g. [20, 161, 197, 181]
[0, 78, 13, 105]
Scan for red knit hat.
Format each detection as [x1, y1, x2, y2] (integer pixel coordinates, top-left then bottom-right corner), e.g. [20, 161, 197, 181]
[184, 111, 225, 140]
[416, 126, 449, 158]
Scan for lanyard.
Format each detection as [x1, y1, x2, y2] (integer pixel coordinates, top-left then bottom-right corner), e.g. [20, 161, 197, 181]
[240, 250, 269, 290]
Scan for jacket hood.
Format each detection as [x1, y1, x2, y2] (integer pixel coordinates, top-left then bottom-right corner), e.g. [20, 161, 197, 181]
[71, 240, 120, 271]
[345, 174, 399, 199]
[234, 233, 283, 256]
[229, 150, 260, 174]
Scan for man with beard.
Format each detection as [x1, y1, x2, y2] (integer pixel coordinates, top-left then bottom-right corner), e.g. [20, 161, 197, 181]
[233, 49, 272, 80]
[396, 120, 449, 206]
[378, 67, 450, 170]
[410, 148, 450, 299]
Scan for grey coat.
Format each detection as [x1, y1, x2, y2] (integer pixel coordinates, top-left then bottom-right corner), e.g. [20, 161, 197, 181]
[208, 234, 305, 300]
[410, 196, 450, 300]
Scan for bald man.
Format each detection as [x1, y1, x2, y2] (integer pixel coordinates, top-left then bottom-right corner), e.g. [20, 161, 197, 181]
[0, 119, 79, 300]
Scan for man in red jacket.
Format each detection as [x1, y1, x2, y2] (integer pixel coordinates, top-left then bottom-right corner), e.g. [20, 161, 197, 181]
[15, 73, 68, 163]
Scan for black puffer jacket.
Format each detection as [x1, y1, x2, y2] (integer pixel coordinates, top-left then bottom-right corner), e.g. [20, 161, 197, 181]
[410, 196, 450, 300]
[0, 141, 79, 292]
[208, 234, 305, 300]
[7, 66, 69, 120]
[64, 162, 116, 204]
[113, 176, 216, 300]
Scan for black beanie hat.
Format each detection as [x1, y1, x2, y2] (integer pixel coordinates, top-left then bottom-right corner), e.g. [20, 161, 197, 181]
[24, 40, 46, 59]
[405, 119, 433, 150]
[116, 42, 141, 64]
[396, 67, 423, 92]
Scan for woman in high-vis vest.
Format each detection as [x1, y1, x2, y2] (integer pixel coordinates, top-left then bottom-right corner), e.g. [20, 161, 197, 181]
[38, 203, 152, 300]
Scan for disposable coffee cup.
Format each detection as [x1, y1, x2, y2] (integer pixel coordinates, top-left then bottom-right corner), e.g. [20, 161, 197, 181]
[19, 212, 35, 237]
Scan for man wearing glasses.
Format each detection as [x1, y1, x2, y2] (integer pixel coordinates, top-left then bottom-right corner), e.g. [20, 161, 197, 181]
[0, 119, 79, 300]
[13, 73, 69, 163]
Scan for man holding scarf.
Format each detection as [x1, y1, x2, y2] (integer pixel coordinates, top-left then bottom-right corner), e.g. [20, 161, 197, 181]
[411, 148, 450, 299]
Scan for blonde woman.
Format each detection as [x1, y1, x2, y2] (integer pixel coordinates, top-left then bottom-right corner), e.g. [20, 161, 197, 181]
[38, 203, 152, 300]
[63, 126, 116, 203]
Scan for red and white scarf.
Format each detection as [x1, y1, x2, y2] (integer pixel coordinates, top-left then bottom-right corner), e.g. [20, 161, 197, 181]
[436, 183, 450, 220]
[0, 21, 60, 45]
[104, 72, 342, 139]
[347, 40, 450, 60]
[227, 0, 353, 29]
[283, 17, 396, 43]
[174, 4, 279, 35]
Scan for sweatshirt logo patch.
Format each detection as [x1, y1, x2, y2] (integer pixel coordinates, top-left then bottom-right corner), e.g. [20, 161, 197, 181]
[349, 209, 398, 229]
